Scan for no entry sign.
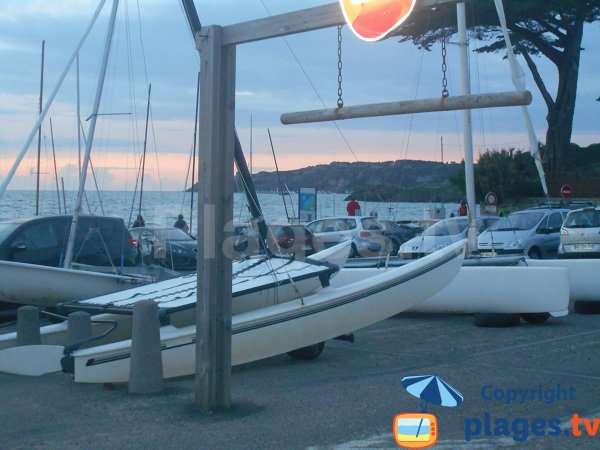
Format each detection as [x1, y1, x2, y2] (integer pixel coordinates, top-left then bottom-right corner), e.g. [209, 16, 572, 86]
[561, 184, 572, 199]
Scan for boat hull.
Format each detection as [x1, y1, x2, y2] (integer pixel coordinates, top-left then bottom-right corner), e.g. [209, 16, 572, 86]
[0, 260, 148, 307]
[332, 262, 569, 314]
[68, 240, 465, 383]
[526, 258, 600, 302]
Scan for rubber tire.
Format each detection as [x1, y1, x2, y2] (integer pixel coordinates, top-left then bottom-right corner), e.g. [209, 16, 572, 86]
[474, 313, 521, 328]
[521, 312, 551, 324]
[349, 244, 360, 259]
[390, 241, 400, 256]
[528, 248, 542, 259]
[574, 301, 600, 315]
[287, 342, 325, 360]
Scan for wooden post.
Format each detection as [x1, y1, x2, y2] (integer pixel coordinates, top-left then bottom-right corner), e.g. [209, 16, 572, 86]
[280, 91, 531, 125]
[195, 25, 235, 411]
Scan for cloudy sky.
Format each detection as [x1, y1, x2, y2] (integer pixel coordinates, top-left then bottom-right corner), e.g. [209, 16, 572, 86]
[0, 0, 598, 191]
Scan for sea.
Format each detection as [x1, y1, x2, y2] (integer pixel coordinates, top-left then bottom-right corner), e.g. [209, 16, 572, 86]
[0, 190, 459, 236]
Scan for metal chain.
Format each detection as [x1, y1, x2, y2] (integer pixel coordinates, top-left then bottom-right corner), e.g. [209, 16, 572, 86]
[337, 25, 344, 108]
[441, 37, 449, 98]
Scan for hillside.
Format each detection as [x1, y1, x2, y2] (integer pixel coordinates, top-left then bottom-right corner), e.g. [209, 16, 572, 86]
[245, 160, 463, 202]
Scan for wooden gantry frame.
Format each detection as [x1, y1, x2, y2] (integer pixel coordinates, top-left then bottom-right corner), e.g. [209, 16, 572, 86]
[193, 0, 530, 411]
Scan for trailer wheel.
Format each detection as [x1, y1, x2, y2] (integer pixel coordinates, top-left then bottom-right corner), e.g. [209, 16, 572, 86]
[287, 342, 325, 360]
[574, 301, 600, 315]
[521, 313, 551, 324]
[474, 313, 520, 328]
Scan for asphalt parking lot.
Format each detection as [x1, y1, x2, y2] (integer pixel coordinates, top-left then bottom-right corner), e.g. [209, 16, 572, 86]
[2, 310, 600, 449]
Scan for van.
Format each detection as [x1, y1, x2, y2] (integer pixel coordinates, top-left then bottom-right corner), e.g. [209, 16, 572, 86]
[477, 207, 569, 259]
[0, 215, 138, 268]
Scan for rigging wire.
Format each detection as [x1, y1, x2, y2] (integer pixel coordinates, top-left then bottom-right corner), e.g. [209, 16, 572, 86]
[258, 0, 361, 163]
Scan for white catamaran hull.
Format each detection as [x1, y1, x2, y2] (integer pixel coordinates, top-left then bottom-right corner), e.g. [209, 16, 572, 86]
[0, 243, 350, 352]
[0, 260, 149, 307]
[331, 263, 569, 315]
[526, 258, 600, 303]
[68, 240, 465, 383]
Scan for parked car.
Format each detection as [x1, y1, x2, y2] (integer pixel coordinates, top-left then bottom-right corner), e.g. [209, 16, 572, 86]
[398, 216, 499, 259]
[232, 223, 318, 259]
[379, 220, 423, 255]
[129, 227, 197, 272]
[558, 206, 600, 258]
[477, 207, 570, 259]
[0, 215, 137, 267]
[305, 216, 388, 257]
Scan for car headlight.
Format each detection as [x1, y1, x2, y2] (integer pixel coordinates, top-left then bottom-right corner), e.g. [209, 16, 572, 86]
[560, 227, 568, 235]
[436, 243, 448, 250]
[505, 239, 523, 249]
[172, 247, 185, 255]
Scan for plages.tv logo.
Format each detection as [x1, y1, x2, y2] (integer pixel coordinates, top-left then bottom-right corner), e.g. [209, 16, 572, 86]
[393, 375, 464, 448]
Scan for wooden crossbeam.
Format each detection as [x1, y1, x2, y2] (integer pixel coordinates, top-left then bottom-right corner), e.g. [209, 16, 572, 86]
[221, 0, 459, 45]
[280, 90, 532, 125]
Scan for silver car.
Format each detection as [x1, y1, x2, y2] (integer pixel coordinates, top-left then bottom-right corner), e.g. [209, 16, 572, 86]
[559, 206, 600, 258]
[305, 216, 387, 257]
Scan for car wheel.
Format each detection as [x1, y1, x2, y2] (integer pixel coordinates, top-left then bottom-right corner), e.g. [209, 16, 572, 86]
[350, 244, 360, 258]
[528, 248, 542, 259]
[520, 313, 551, 324]
[474, 313, 521, 328]
[287, 342, 325, 360]
[574, 301, 600, 315]
[390, 240, 400, 255]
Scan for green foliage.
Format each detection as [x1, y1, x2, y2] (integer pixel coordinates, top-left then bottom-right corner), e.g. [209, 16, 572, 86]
[450, 149, 544, 203]
[349, 183, 463, 203]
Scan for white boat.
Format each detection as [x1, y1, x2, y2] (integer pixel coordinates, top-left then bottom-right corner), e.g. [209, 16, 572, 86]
[333, 256, 569, 316]
[0, 242, 351, 352]
[526, 258, 600, 303]
[56, 240, 465, 383]
[0, 260, 151, 307]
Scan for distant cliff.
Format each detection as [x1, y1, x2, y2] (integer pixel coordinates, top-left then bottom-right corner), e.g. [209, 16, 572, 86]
[190, 159, 464, 202]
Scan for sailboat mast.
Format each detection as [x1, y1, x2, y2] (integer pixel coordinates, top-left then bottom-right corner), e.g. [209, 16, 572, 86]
[268, 128, 290, 221]
[49, 118, 61, 214]
[190, 72, 200, 234]
[35, 40, 45, 216]
[138, 83, 151, 218]
[63, 0, 119, 269]
[457, 2, 477, 255]
[0, 0, 108, 199]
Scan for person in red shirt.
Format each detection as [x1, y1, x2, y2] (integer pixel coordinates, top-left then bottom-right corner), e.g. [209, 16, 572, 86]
[347, 197, 361, 216]
[458, 200, 467, 217]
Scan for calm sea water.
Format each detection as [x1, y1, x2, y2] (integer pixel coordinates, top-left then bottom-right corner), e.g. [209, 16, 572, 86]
[0, 190, 457, 236]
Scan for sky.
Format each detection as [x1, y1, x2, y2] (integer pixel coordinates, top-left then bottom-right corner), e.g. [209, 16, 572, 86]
[0, 0, 598, 191]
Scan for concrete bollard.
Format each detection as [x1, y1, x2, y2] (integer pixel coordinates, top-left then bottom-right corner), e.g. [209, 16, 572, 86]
[16, 306, 41, 346]
[128, 299, 164, 394]
[68, 311, 92, 348]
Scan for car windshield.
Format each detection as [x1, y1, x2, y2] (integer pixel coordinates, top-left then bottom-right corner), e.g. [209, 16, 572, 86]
[488, 211, 545, 231]
[564, 210, 600, 228]
[423, 218, 467, 237]
[361, 218, 382, 231]
[0, 222, 19, 242]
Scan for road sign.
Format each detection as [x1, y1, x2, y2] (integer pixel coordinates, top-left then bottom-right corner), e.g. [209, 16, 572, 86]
[561, 184, 572, 199]
[485, 192, 497, 206]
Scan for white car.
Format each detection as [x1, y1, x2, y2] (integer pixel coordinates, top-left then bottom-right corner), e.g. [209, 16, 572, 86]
[398, 216, 499, 259]
[305, 216, 388, 257]
[558, 206, 600, 258]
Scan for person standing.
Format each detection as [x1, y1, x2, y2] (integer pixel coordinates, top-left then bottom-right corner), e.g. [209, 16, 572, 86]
[174, 213, 189, 233]
[346, 197, 361, 216]
[132, 214, 145, 228]
[458, 201, 467, 217]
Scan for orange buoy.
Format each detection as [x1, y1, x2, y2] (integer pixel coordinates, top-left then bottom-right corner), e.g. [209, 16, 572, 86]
[340, 0, 417, 41]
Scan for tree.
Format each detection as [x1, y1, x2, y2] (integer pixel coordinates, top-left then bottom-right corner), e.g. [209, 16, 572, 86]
[450, 149, 544, 202]
[395, 0, 600, 173]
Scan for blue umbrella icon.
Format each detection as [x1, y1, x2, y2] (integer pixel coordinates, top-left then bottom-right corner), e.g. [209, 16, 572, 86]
[401, 375, 463, 437]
